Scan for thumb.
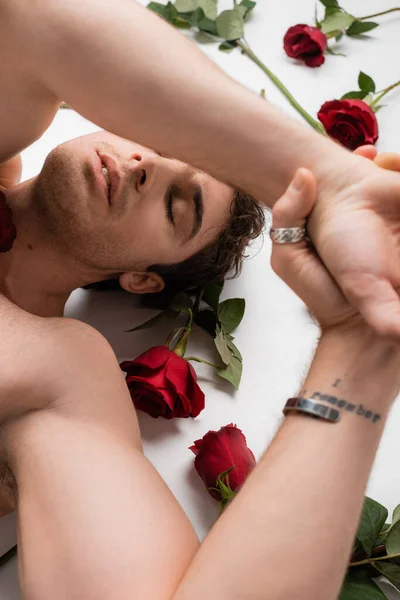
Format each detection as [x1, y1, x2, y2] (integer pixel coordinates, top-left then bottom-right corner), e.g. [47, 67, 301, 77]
[272, 168, 316, 228]
[271, 168, 317, 286]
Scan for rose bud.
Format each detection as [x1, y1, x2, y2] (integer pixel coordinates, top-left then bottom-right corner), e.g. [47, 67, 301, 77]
[284, 24, 328, 68]
[120, 346, 205, 419]
[317, 99, 379, 150]
[0, 190, 16, 252]
[190, 424, 256, 502]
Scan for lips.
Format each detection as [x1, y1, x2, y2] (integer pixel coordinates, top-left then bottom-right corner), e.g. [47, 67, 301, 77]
[93, 152, 110, 205]
[97, 152, 121, 206]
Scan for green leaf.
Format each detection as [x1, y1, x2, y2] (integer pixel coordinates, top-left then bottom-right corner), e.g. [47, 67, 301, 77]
[235, 4, 247, 19]
[340, 568, 388, 599]
[387, 521, 400, 555]
[216, 9, 244, 40]
[147, 1, 178, 22]
[172, 15, 192, 27]
[226, 335, 243, 361]
[373, 562, 400, 592]
[203, 283, 223, 313]
[194, 308, 218, 336]
[358, 72, 376, 94]
[218, 298, 245, 334]
[321, 11, 355, 34]
[197, 0, 217, 20]
[219, 40, 236, 52]
[357, 497, 388, 557]
[341, 90, 369, 100]
[175, 0, 197, 12]
[319, 0, 339, 7]
[214, 326, 231, 365]
[393, 504, 400, 527]
[125, 307, 178, 332]
[169, 291, 194, 312]
[376, 522, 391, 545]
[239, 0, 256, 19]
[346, 21, 379, 36]
[217, 353, 243, 389]
[191, 8, 218, 34]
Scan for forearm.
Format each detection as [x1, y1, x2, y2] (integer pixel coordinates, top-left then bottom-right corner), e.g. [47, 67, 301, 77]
[9, 0, 356, 205]
[175, 327, 400, 600]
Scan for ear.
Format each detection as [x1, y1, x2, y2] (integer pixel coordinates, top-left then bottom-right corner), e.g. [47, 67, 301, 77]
[119, 271, 165, 295]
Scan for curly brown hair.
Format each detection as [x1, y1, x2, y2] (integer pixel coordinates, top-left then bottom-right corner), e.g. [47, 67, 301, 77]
[85, 189, 266, 306]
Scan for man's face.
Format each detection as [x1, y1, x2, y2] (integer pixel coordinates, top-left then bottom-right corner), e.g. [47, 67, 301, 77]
[33, 131, 233, 278]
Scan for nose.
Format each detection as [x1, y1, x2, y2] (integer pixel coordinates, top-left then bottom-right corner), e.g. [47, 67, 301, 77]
[128, 151, 158, 192]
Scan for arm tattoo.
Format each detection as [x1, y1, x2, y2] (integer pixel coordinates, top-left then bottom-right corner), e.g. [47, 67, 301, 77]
[310, 391, 381, 424]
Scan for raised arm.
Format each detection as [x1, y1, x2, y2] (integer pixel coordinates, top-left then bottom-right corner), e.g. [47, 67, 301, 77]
[1, 0, 361, 205]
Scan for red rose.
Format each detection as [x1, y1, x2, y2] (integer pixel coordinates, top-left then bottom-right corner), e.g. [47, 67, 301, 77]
[0, 190, 16, 252]
[190, 424, 256, 501]
[120, 346, 205, 419]
[284, 24, 328, 68]
[317, 99, 379, 150]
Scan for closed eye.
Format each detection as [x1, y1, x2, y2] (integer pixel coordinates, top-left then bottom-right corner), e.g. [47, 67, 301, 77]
[166, 188, 174, 224]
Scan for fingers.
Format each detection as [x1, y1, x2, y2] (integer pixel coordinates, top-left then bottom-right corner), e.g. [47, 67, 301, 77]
[374, 153, 400, 172]
[272, 168, 316, 228]
[353, 146, 400, 172]
[271, 168, 352, 327]
[354, 145, 378, 161]
[271, 169, 316, 281]
[271, 169, 321, 293]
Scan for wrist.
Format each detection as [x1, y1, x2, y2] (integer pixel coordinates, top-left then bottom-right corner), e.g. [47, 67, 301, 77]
[306, 324, 400, 414]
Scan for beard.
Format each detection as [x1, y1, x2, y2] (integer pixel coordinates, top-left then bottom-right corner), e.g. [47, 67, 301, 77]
[31, 144, 137, 276]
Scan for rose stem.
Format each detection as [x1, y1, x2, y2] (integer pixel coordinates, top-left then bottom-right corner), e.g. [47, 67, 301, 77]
[186, 356, 220, 369]
[236, 39, 327, 135]
[370, 79, 400, 108]
[350, 543, 386, 564]
[359, 8, 400, 20]
[349, 551, 400, 568]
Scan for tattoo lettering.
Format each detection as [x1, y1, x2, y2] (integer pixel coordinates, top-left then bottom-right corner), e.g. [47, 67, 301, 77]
[311, 392, 381, 423]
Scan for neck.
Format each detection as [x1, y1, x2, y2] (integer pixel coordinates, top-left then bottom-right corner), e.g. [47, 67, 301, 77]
[0, 180, 103, 317]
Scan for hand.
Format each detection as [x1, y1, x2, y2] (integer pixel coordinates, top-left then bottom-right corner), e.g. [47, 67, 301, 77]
[271, 169, 357, 330]
[272, 147, 400, 332]
[308, 148, 400, 339]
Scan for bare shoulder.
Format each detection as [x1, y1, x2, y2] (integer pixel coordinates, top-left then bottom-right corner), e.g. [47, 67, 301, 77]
[0, 299, 119, 415]
[47, 316, 117, 365]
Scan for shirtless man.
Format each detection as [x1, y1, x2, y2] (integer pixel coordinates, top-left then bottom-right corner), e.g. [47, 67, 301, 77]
[2, 0, 400, 337]
[1, 0, 400, 596]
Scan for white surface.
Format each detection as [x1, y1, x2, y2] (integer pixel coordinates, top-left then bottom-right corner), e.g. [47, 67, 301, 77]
[1, 0, 400, 597]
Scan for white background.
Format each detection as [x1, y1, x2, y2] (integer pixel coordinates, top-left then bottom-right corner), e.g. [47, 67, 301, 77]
[0, 0, 399, 597]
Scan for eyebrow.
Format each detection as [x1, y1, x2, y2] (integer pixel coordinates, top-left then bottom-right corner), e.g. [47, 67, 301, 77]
[188, 184, 204, 241]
